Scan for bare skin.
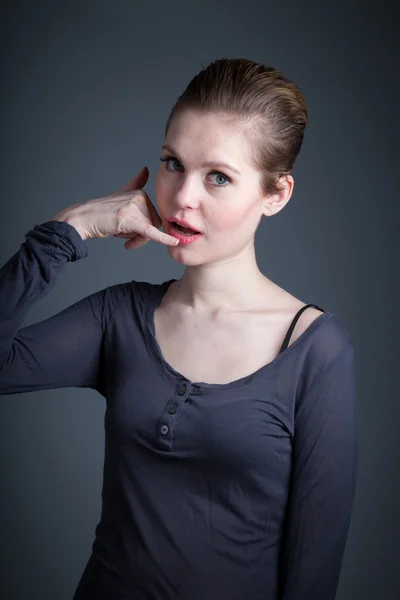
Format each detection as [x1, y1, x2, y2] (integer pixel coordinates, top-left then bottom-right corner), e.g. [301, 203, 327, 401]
[153, 278, 322, 385]
[153, 109, 323, 383]
[53, 112, 323, 384]
[52, 166, 178, 249]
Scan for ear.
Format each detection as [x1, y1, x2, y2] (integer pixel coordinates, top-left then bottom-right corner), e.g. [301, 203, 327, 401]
[261, 174, 294, 218]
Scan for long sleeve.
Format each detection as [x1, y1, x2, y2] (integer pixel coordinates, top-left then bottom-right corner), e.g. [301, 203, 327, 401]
[0, 220, 106, 395]
[278, 345, 359, 600]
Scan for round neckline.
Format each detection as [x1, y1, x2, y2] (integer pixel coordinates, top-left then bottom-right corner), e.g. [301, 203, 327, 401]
[144, 278, 333, 392]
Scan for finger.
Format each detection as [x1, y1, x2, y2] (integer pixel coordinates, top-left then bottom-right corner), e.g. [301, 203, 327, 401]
[113, 232, 137, 239]
[145, 198, 163, 228]
[141, 223, 179, 246]
[131, 166, 149, 189]
[114, 166, 149, 195]
[124, 235, 149, 250]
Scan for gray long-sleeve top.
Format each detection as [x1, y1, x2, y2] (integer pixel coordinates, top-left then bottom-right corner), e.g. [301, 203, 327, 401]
[0, 220, 358, 600]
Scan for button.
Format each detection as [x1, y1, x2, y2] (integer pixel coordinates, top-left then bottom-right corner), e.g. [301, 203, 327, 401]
[168, 403, 179, 414]
[160, 424, 169, 435]
[178, 383, 187, 395]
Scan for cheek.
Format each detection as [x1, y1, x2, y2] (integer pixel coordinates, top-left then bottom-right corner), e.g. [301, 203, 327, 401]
[211, 204, 254, 233]
[155, 171, 170, 206]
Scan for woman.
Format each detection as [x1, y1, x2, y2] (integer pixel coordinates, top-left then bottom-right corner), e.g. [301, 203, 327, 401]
[0, 58, 358, 599]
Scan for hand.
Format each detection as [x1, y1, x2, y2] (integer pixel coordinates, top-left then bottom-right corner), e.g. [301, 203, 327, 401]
[52, 167, 179, 250]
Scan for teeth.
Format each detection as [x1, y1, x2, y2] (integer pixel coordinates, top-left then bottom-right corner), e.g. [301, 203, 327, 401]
[174, 223, 197, 235]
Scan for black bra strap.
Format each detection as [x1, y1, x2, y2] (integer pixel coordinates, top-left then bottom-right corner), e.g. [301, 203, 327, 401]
[279, 304, 325, 354]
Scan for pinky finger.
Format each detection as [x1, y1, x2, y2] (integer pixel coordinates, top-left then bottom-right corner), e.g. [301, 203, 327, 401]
[124, 235, 149, 250]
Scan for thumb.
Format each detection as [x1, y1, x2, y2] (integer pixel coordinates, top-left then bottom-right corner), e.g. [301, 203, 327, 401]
[114, 166, 149, 194]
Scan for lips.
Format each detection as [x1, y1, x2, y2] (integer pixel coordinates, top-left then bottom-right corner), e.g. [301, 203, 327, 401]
[168, 216, 201, 233]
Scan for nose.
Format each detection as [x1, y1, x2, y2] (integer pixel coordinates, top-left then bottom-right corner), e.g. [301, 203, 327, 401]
[173, 174, 202, 211]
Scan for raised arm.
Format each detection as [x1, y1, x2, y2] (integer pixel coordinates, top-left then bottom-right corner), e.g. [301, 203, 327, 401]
[0, 220, 106, 395]
[0, 167, 180, 396]
[278, 345, 359, 599]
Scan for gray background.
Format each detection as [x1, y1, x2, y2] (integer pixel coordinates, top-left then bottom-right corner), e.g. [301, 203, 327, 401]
[0, 0, 397, 598]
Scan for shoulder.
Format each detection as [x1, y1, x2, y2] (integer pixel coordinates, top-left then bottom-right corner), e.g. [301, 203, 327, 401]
[99, 278, 158, 300]
[84, 279, 153, 326]
[287, 309, 355, 408]
[97, 277, 174, 308]
[288, 305, 326, 347]
[266, 281, 351, 349]
[302, 309, 355, 376]
[273, 287, 354, 362]
[259, 280, 321, 343]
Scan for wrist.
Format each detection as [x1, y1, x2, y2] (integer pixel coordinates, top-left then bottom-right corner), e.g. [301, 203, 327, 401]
[51, 210, 87, 240]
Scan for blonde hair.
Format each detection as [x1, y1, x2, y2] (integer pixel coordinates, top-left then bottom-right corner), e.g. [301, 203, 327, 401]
[165, 58, 308, 197]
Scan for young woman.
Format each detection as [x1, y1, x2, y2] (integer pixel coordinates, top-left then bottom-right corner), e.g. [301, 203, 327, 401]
[0, 58, 358, 600]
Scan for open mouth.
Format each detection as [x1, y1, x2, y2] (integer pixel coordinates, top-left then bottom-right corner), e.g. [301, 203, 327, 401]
[172, 222, 201, 236]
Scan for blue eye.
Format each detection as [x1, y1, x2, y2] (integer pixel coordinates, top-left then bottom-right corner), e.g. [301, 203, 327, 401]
[209, 173, 230, 186]
[159, 156, 182, 172]
[159, 156, 231, 187]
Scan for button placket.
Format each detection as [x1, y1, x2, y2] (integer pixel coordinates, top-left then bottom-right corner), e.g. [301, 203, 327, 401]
[178, 382, 187, 396]
[158, 381, 190, 442]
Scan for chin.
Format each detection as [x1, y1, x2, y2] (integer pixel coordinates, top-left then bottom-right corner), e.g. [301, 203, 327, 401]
[166, 246, 208, 266]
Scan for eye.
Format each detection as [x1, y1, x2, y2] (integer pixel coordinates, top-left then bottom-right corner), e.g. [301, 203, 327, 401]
[159, 156, 232, 187]
[208, 172, 230, 186]
[159, 156, 182, 172]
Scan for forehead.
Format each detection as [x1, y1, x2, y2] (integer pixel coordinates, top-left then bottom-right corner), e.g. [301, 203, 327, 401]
[166, 109, 253, 167]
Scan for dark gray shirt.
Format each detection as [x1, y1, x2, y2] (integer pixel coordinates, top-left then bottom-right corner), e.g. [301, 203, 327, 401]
[0, 220, 358, 600]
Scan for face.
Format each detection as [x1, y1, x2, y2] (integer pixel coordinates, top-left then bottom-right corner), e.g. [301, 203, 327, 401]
[155, 109, 288, 266]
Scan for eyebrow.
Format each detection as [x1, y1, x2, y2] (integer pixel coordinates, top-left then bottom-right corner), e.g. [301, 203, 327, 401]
[161, 144, 241, 176]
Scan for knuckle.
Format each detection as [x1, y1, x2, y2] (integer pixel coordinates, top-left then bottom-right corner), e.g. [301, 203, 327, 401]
[143, 223, 155, 237]
[116, 205, 129, 217]
[133, 190, 146, 201]
[116, 204, 135, 223]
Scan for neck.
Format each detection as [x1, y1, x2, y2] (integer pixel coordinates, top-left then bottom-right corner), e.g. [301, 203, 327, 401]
[168, 240, 272, 313]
